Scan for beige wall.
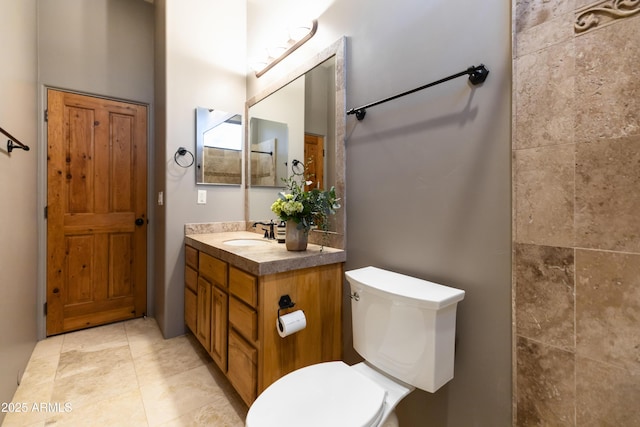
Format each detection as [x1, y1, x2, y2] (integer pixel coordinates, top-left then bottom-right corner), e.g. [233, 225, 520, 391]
[513, 1, 640, 424]
[247, 0, 512, 425]
[36, 0, 155, 333]
[0, 0, 38, 422]
[155, 0, 247, 337]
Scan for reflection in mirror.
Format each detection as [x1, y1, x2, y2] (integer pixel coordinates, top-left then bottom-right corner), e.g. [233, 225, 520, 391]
[246, 38, 346, 249]
[249, 118, 288, 186]
[195, 107, 242, 185]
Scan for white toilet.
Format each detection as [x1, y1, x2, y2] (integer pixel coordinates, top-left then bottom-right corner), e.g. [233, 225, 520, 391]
[245, 266, 465, 427]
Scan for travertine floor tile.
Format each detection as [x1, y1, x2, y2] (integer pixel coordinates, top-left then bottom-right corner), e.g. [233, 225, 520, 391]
[158, 400, 245, 427]
[140, 363, 236, 426]
[60, 322, 128, 354]
[52, 345, 139, 410]
[125, 316, 166, 359]
[132, 334, 210, 386]
[44, 388, 148, 427]
[29, 335, 63, 360]
[1, 381, 54, 427]
[20, 354, 60, 388]
[4, 318, 248, 426]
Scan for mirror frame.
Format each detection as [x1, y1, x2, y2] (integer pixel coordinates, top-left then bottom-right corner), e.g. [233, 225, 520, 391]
[244, 37, 346, 249]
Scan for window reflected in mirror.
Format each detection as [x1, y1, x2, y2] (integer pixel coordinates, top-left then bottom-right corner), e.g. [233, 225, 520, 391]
[249, 118, 288, 187]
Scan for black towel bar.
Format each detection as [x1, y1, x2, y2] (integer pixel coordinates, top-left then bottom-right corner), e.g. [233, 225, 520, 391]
[347, 64, 489, 121]
[1, 126, 30, 152]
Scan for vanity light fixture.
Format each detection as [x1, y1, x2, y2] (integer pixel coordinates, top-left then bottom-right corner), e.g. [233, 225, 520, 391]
[253, 20, 318, 78]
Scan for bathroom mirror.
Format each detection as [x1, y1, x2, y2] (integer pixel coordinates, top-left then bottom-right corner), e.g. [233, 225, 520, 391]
[246, 37, 346, 249]
[195, 107, 243, 185]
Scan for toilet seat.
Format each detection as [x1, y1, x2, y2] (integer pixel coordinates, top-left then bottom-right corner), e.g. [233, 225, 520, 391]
[246, 361, 387, 427]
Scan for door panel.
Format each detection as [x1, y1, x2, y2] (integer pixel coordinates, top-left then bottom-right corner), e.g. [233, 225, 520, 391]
[46, 89, 147, 336]
[303, 133, 324, 190]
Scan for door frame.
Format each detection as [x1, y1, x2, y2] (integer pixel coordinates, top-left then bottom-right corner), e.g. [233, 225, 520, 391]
[36, 86, 154, 339]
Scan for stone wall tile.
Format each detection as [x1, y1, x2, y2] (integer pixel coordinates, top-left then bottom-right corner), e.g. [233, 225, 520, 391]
[575, 17, 640, 143]
[575, 136, 640, 252]
[516, 12, 574, 58]
[515, 244, 575, 350]
[575, 249, 640, 369]
[576, 356, 640, 426]
[514, 144, 574, 246]
[516, 337, 576, 426]
[515, 0, 573, 34]
[515, 41, 575, 149]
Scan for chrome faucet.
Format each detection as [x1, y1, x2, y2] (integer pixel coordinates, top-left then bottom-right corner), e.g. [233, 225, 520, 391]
[253, 220, 275, 239]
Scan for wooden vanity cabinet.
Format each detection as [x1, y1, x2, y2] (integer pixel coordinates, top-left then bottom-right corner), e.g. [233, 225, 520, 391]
[184, 244, 343, 407]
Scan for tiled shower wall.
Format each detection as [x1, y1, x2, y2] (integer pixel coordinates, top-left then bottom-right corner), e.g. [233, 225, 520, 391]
[513, 0, 640, 425]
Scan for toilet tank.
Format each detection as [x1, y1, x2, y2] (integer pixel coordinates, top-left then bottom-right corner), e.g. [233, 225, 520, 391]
[345, 266, 465, 393]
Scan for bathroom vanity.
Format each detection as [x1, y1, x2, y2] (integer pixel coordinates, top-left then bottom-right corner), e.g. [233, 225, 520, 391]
[184, 231, 346, 406]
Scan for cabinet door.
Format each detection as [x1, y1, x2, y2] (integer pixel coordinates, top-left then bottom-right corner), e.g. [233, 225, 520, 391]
[228, 330, 257, 406]
[196, 277, 212, 352]
[184, 288, 197, 333]
[211, 286, 228, 372]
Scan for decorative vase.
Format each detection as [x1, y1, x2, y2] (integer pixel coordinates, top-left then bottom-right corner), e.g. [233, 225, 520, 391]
[285, 221, 308, 251]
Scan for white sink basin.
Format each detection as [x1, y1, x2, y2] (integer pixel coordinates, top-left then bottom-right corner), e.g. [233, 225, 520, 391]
[223, 239, 272, 247]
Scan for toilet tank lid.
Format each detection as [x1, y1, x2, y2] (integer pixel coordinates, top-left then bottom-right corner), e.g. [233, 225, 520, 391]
[345, 266, 465, 309]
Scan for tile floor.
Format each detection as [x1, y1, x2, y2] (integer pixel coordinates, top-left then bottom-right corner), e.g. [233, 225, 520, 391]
[2, 318, 247, 427]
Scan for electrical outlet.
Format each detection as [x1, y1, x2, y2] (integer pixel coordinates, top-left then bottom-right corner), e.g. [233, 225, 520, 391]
[197, 190, 207, 204]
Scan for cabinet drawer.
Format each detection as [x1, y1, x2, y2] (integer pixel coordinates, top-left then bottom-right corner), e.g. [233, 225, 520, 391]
[228, 331, 257, 405]
[185, 245, 198, 269]
[184, 288, 197, 333]
[229, 266, 257, 307]
[229, 296, 258, 343]
[199, 253, 227, 287]
[185, 265, 198, 293]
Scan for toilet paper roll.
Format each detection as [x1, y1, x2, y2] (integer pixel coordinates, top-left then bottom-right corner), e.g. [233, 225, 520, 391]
[277, 310, 306, 338]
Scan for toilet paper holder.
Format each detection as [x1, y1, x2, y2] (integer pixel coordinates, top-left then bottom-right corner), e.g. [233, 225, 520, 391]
[277, 295, 296, 332]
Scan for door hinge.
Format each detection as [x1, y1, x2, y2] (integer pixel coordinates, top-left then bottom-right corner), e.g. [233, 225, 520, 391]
[44, 206, 48, 219]
[44, 109, 48, 122]
[44, 302, 47, 316]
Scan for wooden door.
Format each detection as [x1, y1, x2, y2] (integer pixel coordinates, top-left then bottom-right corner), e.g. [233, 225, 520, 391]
[46, 89, 147, 336]
[304, 134, 324, 190]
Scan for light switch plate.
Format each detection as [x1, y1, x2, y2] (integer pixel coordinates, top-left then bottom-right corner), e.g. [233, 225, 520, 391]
[197, 190, 207, 204]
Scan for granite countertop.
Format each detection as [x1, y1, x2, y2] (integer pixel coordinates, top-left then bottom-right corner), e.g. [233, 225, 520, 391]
[185, 231, 346, 276]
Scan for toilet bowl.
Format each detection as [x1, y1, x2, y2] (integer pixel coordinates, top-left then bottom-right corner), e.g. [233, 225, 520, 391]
[245, 361, 412, 427]
[246, 266, 465, 427]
